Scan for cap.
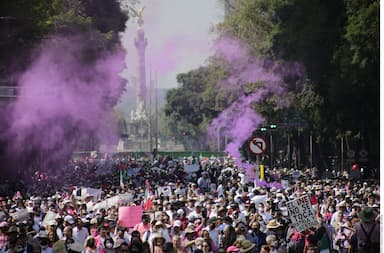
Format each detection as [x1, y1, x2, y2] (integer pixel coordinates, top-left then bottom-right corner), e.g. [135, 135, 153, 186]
[173, 220, 182, 227]
[64, 215, 75, 225]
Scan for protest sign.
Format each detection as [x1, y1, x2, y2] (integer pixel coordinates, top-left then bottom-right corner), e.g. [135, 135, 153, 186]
[11, 209, 30, 222]
[42, 211, 57, 227]
[157, 186, 172, 197]
[72, 187, 103, 201]
[251, 195, 268, 205]
[281, 179, 289, 189]
[286, 195, 317, 232]
[118, 206, 142, 228]
[184, 164, 199, 173]
[92, 193, 133, 211]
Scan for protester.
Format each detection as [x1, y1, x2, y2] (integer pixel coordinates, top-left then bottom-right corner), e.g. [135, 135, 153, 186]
[0, 154, 379, 253]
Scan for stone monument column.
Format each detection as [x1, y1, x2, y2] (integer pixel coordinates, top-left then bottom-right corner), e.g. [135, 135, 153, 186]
[134, 8, 147, 110]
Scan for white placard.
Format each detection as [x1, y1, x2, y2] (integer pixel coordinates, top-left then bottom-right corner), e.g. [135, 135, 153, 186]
[281, 179, 289, 189]
[184, 164, 199, 173]
[42, 211, 57, 227]
[251, 195, 268, 205]
[286, 195, 317, 232]
[11, 209, 30, 222]
[157, 186, 172, 197]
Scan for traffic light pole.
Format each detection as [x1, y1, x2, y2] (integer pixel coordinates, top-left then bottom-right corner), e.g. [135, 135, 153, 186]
[270, 133, 273, 170]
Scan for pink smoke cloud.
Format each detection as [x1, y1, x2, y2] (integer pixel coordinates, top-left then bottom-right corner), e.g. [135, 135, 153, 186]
[4, 35, 126, 168]
[209, 37, 305, 173]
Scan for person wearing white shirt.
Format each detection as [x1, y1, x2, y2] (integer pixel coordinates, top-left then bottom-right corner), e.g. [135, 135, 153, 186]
[72, 218, 89, 250]
[37, 230, 53, 253]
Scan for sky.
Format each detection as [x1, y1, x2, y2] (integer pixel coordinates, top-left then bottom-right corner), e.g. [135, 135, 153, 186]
[120, 0, 225, 89]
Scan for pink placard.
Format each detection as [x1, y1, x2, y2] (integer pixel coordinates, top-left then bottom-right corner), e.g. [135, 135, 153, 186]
[118, 206, 143, 228]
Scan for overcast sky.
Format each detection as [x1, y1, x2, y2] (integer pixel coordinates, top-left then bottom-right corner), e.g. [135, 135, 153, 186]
[120, 0, 224, 89]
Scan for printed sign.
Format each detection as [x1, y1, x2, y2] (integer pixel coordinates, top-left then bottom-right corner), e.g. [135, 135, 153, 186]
[184, 164, 200, 173]
[118, 206, 142, 228]
[249, 137, 267, 155]
[42, 211, 57, 227]
[286, 195, 317, 232]
[11, 209, 30, 222]
[92, 193, 133, 211]
[281, 179, 289, 189]
[157, 186, 172, 197]
[251, 195, 268, 205]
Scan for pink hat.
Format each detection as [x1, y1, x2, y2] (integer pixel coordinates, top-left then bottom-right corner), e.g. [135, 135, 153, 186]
[227, 246, 240, 253]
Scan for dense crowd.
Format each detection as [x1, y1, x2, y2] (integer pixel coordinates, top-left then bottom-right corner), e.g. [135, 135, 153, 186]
[0, 155, 380, 253]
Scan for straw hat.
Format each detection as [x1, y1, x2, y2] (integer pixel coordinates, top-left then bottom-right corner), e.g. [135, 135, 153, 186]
[185, 227, 196, 234]
[266, 219, 281, 229]
[240, 240, 255, 253]
[152, 232, 165, 241]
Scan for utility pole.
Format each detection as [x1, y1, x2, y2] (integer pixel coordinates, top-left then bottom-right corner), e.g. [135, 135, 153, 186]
[309, 133, 313, 168]
[149, 66, 153, 153]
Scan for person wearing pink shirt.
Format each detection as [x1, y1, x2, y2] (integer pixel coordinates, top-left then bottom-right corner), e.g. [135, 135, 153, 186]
[134, 214, 151, 238]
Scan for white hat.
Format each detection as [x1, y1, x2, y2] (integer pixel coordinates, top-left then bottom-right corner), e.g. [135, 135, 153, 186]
[64, 215, 75, 224]
[173, 220, 182, 227]
[177, 209, 184, 215]
[194, 202, 202, 207]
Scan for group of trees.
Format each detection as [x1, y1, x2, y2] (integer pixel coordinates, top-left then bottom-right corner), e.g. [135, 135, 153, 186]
[163, 0, 379, 170]
[0, 0, 137, 175]
[0, 0, 132, 76]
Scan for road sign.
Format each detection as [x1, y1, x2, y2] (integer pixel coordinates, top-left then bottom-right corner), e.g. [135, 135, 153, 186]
[249, 136, 267, 155]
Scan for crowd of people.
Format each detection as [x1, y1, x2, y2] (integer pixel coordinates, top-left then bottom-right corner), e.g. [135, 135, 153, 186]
[0, 154, 380, 253]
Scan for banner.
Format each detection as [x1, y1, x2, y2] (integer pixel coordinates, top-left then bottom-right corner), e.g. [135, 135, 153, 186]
[11, 209, 30, 222]
[286, 195, 317, 232]
[184, 164, 199, 173]
[92, 193, 133, 211]
[72, 187, 102, 201]
[118, 206, 142, 228]
[251, 195, 268, 205]
[42, 211, 57, 227]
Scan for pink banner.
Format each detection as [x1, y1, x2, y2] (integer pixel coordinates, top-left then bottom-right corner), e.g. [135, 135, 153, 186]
[118, 206, 142, 228]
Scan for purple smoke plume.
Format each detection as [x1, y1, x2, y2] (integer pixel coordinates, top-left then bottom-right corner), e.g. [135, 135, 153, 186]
[3, 35, 125, 170]
[209, 37, 304, 175]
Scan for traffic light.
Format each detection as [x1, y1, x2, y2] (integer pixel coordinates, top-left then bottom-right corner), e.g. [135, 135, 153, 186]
[260, 127, 267, 131]
[270, 124, 277, 129]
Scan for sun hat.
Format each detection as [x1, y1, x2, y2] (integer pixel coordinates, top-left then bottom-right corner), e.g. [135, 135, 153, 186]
[359, 207, 377, 222]
[152, 232, 165, 240]
[185, 227, 196, 234]
[37, 230, 49, 239]
[239, 240, 255, 253]
[266, 219, 281, 229]
[155, 220, 164, 227]
[226, 246, 240, 253]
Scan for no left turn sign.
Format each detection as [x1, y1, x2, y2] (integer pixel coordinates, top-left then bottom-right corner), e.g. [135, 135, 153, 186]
[249, 136, 267, 155]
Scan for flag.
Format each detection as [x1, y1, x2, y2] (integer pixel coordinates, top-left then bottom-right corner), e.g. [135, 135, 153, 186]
[120, 169, 127, 189]
[143, 179, 153, 211]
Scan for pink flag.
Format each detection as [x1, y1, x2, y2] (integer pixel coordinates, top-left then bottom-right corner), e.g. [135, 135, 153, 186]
[119, 206, 142, 228]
